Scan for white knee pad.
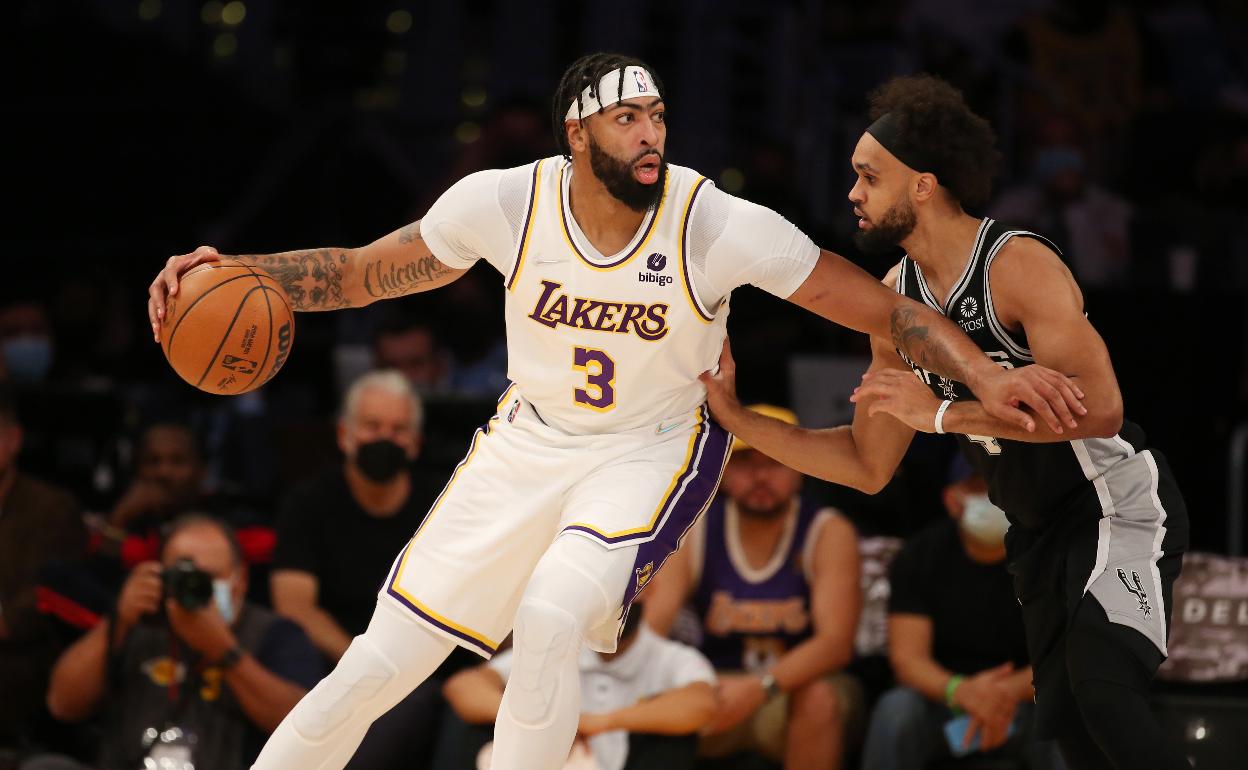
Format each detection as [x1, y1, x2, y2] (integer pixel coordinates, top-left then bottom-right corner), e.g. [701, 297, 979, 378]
[506, 597, 578, 727]
[291, 635, 398, 742]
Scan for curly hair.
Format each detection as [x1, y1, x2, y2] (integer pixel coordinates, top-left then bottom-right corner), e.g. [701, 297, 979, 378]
[867, 75, 1001, 210]
[551, 53, 665, 159]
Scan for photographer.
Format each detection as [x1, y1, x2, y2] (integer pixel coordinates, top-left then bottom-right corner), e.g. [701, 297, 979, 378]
[44, 515, 322, 770]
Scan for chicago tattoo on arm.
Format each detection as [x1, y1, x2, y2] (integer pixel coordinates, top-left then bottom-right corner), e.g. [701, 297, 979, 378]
[364, 220, 454, 299]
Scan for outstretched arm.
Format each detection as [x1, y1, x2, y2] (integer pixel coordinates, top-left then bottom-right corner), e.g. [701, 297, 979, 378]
[148, 219, 467, 340]
[700, 336, 914, 494]
[786, 250, 1084, 433]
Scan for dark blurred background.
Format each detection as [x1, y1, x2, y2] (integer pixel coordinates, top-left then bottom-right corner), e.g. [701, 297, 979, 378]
[2, 0, 1247, 551]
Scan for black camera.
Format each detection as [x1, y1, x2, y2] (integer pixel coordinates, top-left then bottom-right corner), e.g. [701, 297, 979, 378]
[162, 558, 214, 610]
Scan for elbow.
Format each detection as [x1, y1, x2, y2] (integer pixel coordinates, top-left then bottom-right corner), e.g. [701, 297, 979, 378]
[1085, 394, 1124, 439]
[826, 638, 855, 673]
[887, 652, 921, 692]
[47, 687, 87, 723]
[854, 477, 887, 496]
[688, 691, 719, 732]
[847, 468, 890, 496]
[675, 683, 718, 734]
[813, 464, 889, 494]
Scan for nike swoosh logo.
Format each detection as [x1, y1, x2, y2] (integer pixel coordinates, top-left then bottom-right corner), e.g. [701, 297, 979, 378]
[534, 257, 566, 264]
[656, 419, 686, 435]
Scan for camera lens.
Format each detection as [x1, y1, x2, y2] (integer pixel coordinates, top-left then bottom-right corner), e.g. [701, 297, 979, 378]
[163, 558, 214, 610]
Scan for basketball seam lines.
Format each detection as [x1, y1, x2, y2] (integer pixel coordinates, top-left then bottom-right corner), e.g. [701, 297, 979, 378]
[165, 271, 259, 355]
[239, 261, 275, 391]
[193, 285, 272, 388]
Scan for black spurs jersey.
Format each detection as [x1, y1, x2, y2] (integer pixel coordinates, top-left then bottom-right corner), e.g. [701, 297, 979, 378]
[894, 218, 1150, 533]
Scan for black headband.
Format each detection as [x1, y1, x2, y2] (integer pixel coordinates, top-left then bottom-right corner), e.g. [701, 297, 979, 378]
[865, 112, 943, 179]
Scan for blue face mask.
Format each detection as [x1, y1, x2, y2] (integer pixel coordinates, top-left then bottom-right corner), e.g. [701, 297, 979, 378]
[960, 494, 1010, 547]
[2, 336, 52, 383]
[213, 579, 237, 624]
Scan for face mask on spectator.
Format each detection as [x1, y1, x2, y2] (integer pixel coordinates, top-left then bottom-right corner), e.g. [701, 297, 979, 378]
[959, 494, 1010, 547]
[2, 335, 52, 383]
[213, 578, 237, 624]
[354, 439, 408, 482]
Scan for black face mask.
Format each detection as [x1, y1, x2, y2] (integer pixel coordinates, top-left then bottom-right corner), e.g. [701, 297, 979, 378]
[354, 439, 408, 483]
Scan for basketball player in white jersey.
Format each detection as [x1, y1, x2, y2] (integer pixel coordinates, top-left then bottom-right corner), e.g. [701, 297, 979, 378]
[147, 54, 1084, 770]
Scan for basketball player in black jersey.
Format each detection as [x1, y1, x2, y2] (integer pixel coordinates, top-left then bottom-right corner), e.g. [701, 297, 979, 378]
[702, 75, 1189, 770]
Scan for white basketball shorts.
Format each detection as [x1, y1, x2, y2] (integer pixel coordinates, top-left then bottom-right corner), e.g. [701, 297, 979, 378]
[378, 384, 732, 657]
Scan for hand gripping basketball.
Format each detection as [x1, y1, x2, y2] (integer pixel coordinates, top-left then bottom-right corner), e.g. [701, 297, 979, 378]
[153, 250, 296, 395]
[149, 246, 221, 341]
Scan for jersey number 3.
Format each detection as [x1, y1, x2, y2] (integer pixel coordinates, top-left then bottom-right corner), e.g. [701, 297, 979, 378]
[573, 347, 616, 411]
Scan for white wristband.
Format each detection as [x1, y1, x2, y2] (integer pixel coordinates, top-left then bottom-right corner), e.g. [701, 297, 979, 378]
[934, 399, 953, 434]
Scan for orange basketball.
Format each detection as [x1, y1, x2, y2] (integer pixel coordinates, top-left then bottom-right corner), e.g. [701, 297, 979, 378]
[160, 259, 295, 395]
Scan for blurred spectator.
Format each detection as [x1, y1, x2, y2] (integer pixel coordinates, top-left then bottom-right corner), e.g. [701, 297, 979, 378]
[991, 121, 1133, 288]
[0, 296, 54, 387]
[106, 423, 208, 536]
[645, 405, 862, 770]
[428, 99, 555, 205]
[42, 515, 321, 770]
[372, 313, 451, 396]
[0, 385, 86, 754]
[859, 468, 1063, 770]
[438, 604, 716, 770]
[270, 369, 446, 770]
[437, 270, 509, 399]
[1007, 0, 1150, 176]
[89, 422, 274, 584]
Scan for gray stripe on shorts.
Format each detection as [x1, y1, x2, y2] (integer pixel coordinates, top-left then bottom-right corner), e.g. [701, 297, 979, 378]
[1077, 448, 1170, 655]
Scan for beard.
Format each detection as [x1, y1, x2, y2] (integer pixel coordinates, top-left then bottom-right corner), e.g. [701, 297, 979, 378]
[735, 490, 790, 520]
[853, 197, 917, 254]
[587, 133, 665, 212]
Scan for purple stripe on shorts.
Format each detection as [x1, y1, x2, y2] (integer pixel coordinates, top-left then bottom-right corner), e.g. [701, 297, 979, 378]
[561, 409, 726, 546]
[623, 408, 733, 613]
[384, 580, 498, 657]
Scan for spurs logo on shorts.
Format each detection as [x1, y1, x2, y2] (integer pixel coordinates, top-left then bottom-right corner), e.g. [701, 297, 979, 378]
[1117, 568, 1152, 618]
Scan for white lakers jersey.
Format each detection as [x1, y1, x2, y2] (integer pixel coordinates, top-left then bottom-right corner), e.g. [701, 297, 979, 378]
[420, 155, 819, 435]
[498, 158, 725, 432]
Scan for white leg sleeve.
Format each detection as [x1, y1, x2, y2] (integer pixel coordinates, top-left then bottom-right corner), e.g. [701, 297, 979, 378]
[490, 535, 635, 770]
[252, 600, 454, 770]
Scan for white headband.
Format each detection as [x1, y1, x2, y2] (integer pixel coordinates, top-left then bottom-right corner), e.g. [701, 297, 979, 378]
[565, 66, 661, 121]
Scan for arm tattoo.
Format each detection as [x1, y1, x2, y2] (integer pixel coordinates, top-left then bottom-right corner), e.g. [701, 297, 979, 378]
[890, 305, 959, 379]
[244, 249, 350, 311]
[363, 220, 454, 299]
[397, 221, 421, 244]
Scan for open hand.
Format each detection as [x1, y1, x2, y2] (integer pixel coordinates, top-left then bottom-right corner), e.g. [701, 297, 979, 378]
[852, 368, 942, 431]
[148, 246, 221, 342]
